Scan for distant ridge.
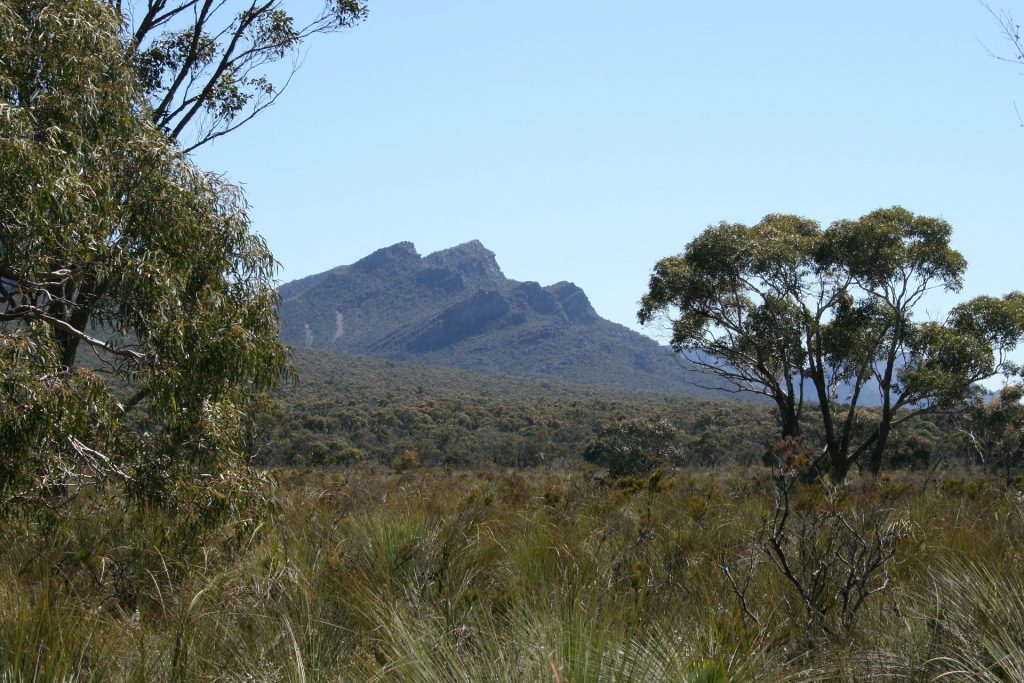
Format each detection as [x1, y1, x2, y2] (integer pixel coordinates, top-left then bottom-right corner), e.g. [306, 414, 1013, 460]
[277, 241, 716, 396]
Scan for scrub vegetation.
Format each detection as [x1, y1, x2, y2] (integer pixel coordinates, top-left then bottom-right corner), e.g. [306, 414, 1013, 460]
[4, 467, 1024, 681]
[7, 345, 1024, 681]
[5, 1, 1024, 681]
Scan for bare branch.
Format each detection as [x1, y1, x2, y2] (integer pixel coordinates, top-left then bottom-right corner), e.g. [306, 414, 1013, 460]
[0, 305, 144, 361]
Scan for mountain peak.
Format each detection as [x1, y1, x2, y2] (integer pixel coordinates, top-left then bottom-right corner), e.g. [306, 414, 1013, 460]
[276, 240, 711, 395]
[546, 281, 598, 323]
[352, 241, 420, 272]
[424, 240, 502, 281]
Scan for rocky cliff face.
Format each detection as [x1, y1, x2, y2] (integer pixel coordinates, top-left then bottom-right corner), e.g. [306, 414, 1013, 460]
[277, 241, 710, 394]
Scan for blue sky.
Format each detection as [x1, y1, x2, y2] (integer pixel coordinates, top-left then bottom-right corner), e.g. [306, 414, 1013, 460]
[194, 1, 1023, 339]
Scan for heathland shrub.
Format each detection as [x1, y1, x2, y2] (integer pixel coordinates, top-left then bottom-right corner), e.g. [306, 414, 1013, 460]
[583, 417, 681, 478]
[392, 449, 422, 472]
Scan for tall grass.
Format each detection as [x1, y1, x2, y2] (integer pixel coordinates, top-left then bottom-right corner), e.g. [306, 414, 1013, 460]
[1, 467, 1022, 681]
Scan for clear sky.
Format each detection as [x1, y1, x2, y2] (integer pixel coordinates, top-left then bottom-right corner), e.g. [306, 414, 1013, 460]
[194, 1, 1023, 340]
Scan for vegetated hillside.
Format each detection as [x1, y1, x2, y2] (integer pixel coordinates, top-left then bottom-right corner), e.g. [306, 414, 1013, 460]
[277, 240, 715, 395]
[264, 349, 778, 467]
[267, 350, 961, 471]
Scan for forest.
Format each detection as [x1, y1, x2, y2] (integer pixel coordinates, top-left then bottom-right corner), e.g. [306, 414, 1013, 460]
[4, 0, 1024, 681]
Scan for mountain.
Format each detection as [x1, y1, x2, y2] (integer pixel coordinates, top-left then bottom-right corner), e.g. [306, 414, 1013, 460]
[277, 240, 716, 396]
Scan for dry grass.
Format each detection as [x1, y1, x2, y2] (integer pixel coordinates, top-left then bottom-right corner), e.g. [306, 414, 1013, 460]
[1, 467, 1022, 681]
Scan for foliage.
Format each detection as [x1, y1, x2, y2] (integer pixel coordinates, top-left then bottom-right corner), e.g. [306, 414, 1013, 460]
[955, 383, 1024, 482]
[269, 350, 1000, 475]
[887, 424, 941, 470]
[266, 349, 778, 469]
[0, 0, 286, 517]
[2, 467, 1024, 680]
[391, 449, 421, 471]
[584, 417, 681, 478]
[639, 206, 1024, 481]
[112, 0, 368, 151]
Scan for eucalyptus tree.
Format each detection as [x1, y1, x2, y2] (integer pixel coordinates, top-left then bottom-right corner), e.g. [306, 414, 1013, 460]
[111, 0, 368, 151]
[639, 207, 1024, 481]
[981, 4, 1024, 84]
[0, 0, 287, 515]
[956, 384, 1024, 482]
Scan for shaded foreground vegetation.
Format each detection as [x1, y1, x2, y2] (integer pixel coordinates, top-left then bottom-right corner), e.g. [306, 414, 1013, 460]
[4, 466, 1024, 681]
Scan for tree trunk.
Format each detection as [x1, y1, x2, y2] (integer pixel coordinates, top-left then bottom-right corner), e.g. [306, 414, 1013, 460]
[829, 453, 852, 483]
[867, 422, 892, 476]
[780, 409, 801, 439]
[51, 285, 93, 369]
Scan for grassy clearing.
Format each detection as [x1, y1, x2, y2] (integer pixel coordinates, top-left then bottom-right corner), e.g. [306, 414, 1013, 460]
[1, 467, 1023, 681]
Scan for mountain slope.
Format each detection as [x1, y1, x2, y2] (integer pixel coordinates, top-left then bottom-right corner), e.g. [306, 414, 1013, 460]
[277, 241, 716, 396]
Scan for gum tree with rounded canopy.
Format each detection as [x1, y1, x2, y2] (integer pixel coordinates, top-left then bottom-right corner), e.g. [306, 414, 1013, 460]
[639, 207, 1024, 482]
[0, 0, 286, 514]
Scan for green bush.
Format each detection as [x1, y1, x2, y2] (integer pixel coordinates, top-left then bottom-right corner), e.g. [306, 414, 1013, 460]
[584, 417, 681, 478]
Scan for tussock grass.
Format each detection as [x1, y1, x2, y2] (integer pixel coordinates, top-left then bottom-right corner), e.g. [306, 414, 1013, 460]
[1, 467, 1022, 681]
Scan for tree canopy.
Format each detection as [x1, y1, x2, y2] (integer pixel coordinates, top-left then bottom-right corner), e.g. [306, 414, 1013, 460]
[110, 0, 368, 151]
[955, 383, 1024, 481]
[583, 417, 681, 478]
[0, 0, 287, 515]
[639, 207, 1024, 481]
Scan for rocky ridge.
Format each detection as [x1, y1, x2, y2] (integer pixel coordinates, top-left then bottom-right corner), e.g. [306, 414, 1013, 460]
[277, 241, 712, 395]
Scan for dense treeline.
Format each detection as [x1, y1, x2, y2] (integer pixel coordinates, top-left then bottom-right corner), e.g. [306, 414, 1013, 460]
[267, 350, 992, 477]
[265, 349, 776, 467]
